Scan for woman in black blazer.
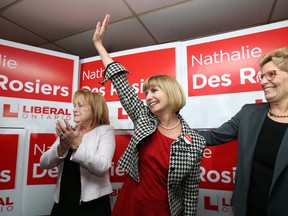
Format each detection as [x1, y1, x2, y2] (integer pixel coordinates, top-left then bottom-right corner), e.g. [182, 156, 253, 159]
[199, 46, 288, 216]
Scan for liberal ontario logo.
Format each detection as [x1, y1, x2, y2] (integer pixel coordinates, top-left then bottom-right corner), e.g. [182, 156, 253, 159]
[2, 104, 18, 118]
[1, 103, 72, 120]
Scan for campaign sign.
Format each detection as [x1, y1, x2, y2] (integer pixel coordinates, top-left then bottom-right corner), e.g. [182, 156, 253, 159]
[80, 43, 178, 102]
[80, 43, 179, 129]
[27, 133, 58, 185]
[0, 134, 18, 190]
[186, 26, 288, 97]
[0, 39, 79, 102]
[0, 129, 26, 216]
[200, 140, 237, 191]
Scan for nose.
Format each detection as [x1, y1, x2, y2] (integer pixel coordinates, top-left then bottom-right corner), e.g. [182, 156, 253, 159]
[146, 92, 153, 101]
[260, 76, 269, 85]
[260, 76, 270, 88]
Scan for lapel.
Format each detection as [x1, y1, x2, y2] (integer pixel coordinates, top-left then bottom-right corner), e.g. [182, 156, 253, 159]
[270, 127, 288, 194]
[243, 104, 268, 191]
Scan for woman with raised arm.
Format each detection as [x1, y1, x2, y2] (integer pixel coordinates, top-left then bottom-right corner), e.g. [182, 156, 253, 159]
[93, 14, 206, 216]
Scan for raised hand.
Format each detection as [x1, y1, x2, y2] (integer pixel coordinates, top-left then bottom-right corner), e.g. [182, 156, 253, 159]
[92, 14, 114, 67]
[93, 14, 110, 47]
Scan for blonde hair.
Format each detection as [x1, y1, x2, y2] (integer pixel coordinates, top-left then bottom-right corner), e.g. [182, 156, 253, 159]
[73, 88, 110, 128]
[258, 46, 288, 71]
[142, 75, 186, 113]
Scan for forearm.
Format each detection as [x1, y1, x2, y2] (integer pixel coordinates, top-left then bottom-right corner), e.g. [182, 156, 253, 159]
[108, 69, 146, 122]
[94, 42, 114, 67]
[40, 140, 65, 169]
[57, 143, 69, 157]
[198, 118, 239, 145]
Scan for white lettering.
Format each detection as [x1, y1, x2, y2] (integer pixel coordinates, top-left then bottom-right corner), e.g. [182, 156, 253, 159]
[203, 148, 212, 159]
[33, 163, 58, 178]
[0, 170, 11, 182]
[200, 166, 236, 184]
[110, 162, 125, 177]
[0, 54, 17, 69]
[239, 67, 258, 84]
[191, 46, 262, 66]
[82, 86, 106, 96]
[192, 73, 231, 89]
[0, 75, 69, 96]
[82, 69, 104, 80]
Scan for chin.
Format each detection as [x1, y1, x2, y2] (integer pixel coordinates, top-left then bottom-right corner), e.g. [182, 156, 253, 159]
[265, 97, 277, 103]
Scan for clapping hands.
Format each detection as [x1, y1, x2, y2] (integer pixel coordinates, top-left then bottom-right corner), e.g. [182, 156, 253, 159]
[56, 119, 83, 151]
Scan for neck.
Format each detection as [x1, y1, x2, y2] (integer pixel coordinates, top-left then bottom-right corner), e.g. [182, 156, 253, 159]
[268, 108, 288, 118]
[79, 123, 93, 134]
[158, 118, 180, 130]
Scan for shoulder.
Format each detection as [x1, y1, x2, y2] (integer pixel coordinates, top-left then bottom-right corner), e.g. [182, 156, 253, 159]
[241, 102, 269, 111]
[92, 125, 115, 134]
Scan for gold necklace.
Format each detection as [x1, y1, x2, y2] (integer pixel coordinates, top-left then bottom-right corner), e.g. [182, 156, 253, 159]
[268, 109, 288, 118]
[158, 119, 180, 130]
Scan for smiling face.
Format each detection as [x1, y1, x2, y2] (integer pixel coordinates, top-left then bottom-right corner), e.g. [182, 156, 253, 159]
[145, 86, 170, 116]
[260, 61, 288, 104]
[142, 75, 186, 116]
[73, 95, 93, 125]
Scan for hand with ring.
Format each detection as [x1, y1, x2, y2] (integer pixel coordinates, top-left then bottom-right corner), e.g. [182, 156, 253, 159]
[56, 120, 67, 138]
[55, 119, 82, 151]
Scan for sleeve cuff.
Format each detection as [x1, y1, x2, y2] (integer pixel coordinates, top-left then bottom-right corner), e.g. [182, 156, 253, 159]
[99, 62, 129, 85]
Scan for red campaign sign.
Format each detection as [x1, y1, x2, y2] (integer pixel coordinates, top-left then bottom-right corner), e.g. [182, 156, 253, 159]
[0, 134, 18, 190]
[27, 133, 58, 185]
[187, 27, 288, 97]
[80, 48, 176, 102]
[200, 140, 238, 191]
[0, 44, 75, 102]
[110, 134, 131, 182]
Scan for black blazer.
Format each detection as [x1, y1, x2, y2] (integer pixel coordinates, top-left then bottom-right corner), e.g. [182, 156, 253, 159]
[199, 103, 288, 216]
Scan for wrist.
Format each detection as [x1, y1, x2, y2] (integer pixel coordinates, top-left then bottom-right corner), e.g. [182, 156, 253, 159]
[71, 143, 79, 151]
[57, 144, 68, 156]
[94, 41, 103, 49]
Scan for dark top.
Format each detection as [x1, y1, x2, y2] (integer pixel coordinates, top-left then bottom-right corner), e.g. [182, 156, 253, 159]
[59, 148, 81, 204]
[52, 149, 111, 216]
[247, 116, 288, 216]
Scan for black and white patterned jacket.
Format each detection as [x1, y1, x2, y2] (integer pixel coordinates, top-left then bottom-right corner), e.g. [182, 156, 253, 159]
[101, 62, 206, 216]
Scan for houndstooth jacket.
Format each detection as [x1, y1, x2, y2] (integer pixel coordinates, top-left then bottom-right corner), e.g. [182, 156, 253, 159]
[101, 62, 206, 216]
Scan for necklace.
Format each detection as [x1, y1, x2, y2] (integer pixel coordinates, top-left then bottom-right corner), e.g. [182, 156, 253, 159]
[268, 109, 288, 118]
[158, 119, 180, 130]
